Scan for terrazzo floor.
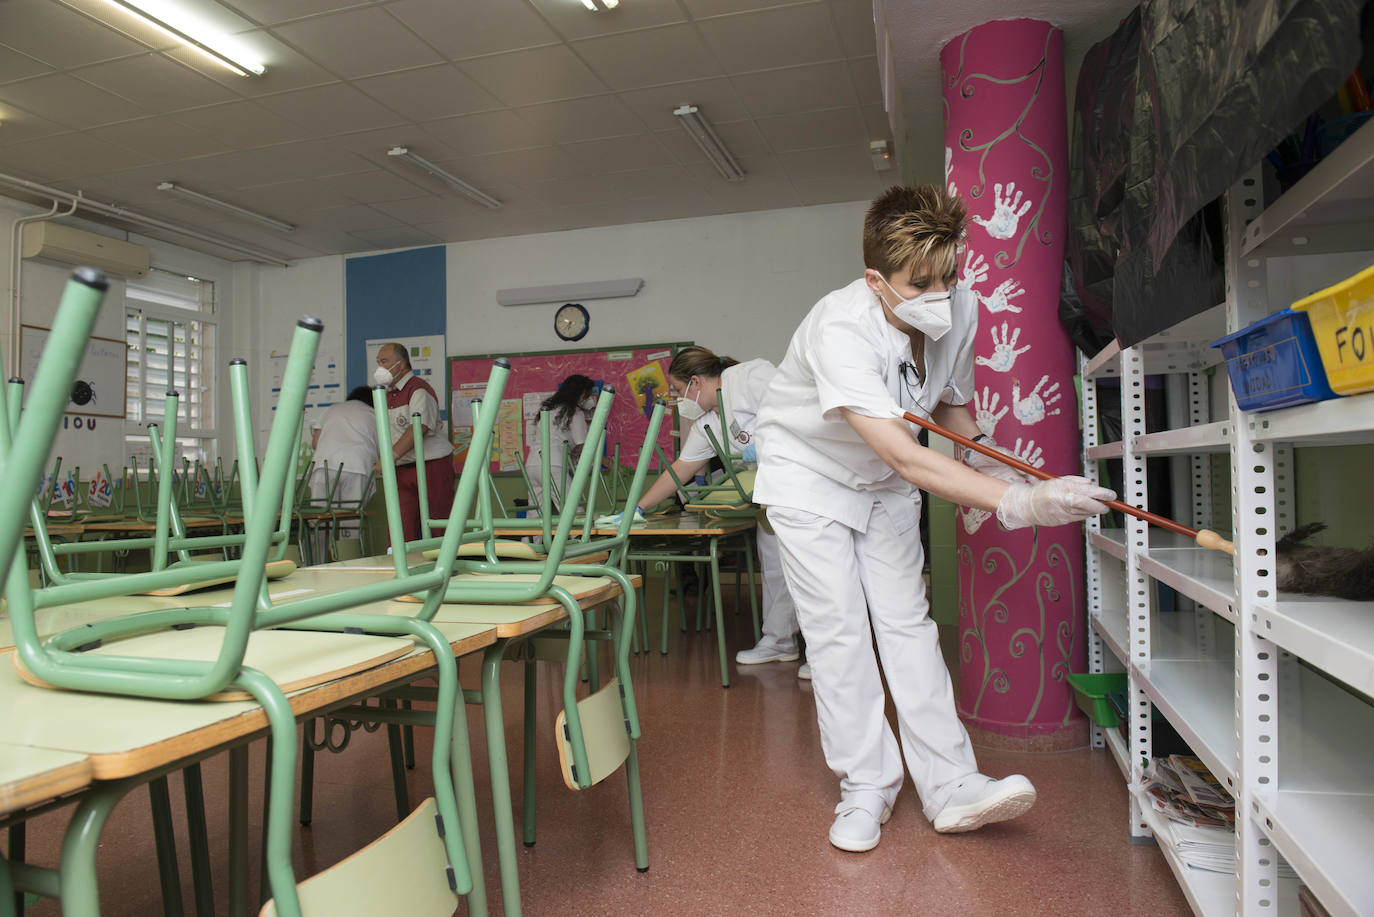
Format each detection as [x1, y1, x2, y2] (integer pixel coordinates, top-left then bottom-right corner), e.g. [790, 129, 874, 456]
[12, 575, 1191, 916]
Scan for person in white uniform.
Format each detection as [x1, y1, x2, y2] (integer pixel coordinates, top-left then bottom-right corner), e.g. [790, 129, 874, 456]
[620, 346, 806, 678]
[754, 184, 1114, 852]
[524, 373, 597, 512]
[309, 385, 379, 557]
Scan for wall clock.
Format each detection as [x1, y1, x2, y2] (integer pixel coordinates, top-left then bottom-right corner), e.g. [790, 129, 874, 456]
[554, 302, 590, 341]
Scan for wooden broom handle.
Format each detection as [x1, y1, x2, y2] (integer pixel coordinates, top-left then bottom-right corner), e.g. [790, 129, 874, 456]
[899, 409, 1235, 555]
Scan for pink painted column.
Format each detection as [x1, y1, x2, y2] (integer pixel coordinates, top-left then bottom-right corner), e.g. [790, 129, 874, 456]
[942, 20, 1085, 746]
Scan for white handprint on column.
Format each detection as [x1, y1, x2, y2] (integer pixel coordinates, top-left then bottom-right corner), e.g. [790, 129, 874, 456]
[961, 250, 988, 292]
[971, 386, 1008, 439]
[962, 506, 992, 534]
[971, 182, 1033, 240]
[1010, 375, 1062, 426]
[974, 322, 1030, 373]
[977, 278, 1026, 314]
[1010, 437, 1045, 469]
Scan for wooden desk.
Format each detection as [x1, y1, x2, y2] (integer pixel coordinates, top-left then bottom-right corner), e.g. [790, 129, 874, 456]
[0, 744, 91, 818]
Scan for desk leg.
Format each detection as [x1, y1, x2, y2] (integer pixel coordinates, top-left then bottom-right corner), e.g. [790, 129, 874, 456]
[9, 823, 24, 916]
[522, 656, 537, 849]
[227, 747, 248, 917]
[661, 562, 673, 655]
[710, 537, 729, 687]
[744, 532, 760, 644]
[480, 642, 522, 917]
[181, 766, 214, 917]
[147, 777, 184, 917]
[58, 779, 135, 917]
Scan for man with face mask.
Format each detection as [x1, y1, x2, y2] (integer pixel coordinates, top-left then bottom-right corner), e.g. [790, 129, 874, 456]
[374, 342, 453, 544]
[753, 185, 1115, 852]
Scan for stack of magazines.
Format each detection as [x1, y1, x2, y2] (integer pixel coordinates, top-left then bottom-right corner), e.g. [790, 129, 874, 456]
[1140, 755, 1295, 877]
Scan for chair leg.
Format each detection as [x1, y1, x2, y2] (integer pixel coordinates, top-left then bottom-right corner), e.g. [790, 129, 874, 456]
[522, 656, 537, 848]
[236, 670, 304, 917]
[181, 765, 215, 917]
[446, 669, 488, 917]
[625, 742, 650, 872]
[257, 739, 274, 912]
[58, 779, 139, 916]
[480, 643, 523, 917]
[147, 777, 184, 917]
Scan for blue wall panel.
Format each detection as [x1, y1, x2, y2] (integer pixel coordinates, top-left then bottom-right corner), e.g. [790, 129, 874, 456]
[345, 245, 446, 392]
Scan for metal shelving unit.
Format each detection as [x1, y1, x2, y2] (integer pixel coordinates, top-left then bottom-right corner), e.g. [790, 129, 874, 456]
[1080, 112, 1374, 915]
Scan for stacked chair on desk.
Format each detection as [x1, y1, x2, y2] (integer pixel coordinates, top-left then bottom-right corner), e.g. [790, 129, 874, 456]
[3, 292, 512, 916]
[300, 388, 664, 917]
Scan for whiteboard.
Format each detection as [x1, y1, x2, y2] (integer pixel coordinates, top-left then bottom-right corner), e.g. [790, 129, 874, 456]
[20, 324, 127, 419]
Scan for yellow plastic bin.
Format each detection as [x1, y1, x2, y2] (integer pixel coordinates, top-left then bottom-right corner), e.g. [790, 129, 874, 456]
[1291, 263, 1374, 395]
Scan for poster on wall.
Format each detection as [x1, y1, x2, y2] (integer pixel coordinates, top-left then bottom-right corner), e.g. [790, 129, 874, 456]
[20, 325, 127, 419]
[448, 342, 687, 473]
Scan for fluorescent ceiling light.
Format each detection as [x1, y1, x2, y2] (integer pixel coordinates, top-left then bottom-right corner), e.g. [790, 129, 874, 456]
[157, 182, 295, 232]
[387, 146, 502, 210]
[580, 0, 620, 9]
[673, 105, 744, 182]
[103, 0, 265, 76]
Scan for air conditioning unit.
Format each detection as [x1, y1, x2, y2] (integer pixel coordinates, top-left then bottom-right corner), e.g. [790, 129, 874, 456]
[21, 222, 150, 278]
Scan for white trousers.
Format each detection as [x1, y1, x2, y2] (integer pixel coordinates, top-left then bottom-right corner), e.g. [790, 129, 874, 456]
[754, 526, 800, 653]
[768, 501, 977, 820]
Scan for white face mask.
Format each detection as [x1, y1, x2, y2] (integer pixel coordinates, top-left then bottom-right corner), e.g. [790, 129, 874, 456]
[879, 274, 953, 341]
[373, 365, 394, 387]
[675, 380, 706, 421]
[579, 395, 597, 411]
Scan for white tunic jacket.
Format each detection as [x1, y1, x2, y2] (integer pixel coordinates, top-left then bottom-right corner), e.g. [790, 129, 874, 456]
[753, 277, 977, 534]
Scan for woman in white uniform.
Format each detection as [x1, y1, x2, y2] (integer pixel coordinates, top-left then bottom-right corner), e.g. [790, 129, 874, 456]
[524, 373, 596, 512]
[623, 346, 805, 677]
[309, 385, 380, 557]
[754, 185, 1114, 852]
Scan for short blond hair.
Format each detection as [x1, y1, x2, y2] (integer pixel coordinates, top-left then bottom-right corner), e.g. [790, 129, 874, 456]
[862, 185, 967, 281]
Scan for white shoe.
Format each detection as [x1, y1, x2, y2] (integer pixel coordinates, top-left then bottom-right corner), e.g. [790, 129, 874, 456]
[828, 801, 892, 852]
[932, 774, 1036, 833]
[735, 643, 800, 665]
[797, 662, 812, 680]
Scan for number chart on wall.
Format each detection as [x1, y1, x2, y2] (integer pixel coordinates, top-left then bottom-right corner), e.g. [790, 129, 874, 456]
[448, 342, 689, 473]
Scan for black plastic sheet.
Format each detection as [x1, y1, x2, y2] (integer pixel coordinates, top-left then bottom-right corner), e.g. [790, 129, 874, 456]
[1062, 0, 1369, 350]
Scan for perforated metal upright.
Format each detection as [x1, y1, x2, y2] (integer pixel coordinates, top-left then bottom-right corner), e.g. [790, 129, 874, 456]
[1080, 351, 1108, 752]
[1119, 343, 1153, 840]
[1226, 172, 1281, 914]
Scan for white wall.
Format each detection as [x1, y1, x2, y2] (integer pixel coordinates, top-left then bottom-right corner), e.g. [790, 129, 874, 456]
[0, 196, 237, 483]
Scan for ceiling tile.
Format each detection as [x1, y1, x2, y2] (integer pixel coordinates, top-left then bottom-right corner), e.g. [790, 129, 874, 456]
[63, 0, 263, 50]
[0, 44, 54, 84]
[347, 225, 443, 249]
[560, 133, 677, 173]
[386, 0, 559, 59]
[0, 109, 67, 146]
[524, 0, 686, 41]
[756, 106, 867, 152]
[849, 57, 882, 105]
[696, 3, 845, 73]
[222, 0, 377, 26]
[515, 96, 644, 145]
[457, 45, 609, 107]
[792, 170, 888, 205]
[460, 147, 592, 184]
[377, 152, 514, 203]
[0, 130, 150, 181]
[87, 117, 234, 161]
[776, 143, 872, 182]
[73, 55, 239, 113]
[574, 24, 721, 90]
[681, 0, 798, 17]
[419, 110, 547, 156]
[0, 2, 145, 69]
[312, 168, 434, 204]
[270, 7, 443, 79]
[174, 141, 369, 189]
[861, 103, 892, 142]
[256, 83, 407, 137]
[829, 0, 879, 58]
[731, 61, 857, 118]
[305, 202, 401, 232]
[0, 74, 147, 128]
[616, 78, 746, 131]
[354, 65, 502, 122]
[685, 151, 791, 186]
[371, 194, 486, 224]
[655, 120, 769, 164]
[226, 178, 361, 214]
[174, 101, 312, 149]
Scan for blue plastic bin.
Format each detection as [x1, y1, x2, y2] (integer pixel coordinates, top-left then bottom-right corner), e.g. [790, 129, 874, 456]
[1210, 308, 1340, 412]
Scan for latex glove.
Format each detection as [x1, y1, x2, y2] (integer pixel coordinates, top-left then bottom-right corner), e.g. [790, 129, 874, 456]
[740, 442, 757, 463]
[963, 438, 1036, 485]
[594, 507, 645, 527]
[996, 476, 1115, 529]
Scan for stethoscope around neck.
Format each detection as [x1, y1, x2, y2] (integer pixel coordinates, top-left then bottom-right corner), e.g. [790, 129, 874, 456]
[898, 360, 937, 415]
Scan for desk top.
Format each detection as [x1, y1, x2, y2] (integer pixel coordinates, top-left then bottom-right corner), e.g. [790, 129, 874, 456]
[0, 742, 92, 817]
[494, 512, 754, 538]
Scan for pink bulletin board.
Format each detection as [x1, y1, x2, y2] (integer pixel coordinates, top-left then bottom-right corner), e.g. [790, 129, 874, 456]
[448, 342, 689, 474]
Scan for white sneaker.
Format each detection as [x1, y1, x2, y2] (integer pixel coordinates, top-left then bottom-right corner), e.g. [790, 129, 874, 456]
[735, 643, 800, 665]
[828, 801, 892, 852]
[932, 774, 1036, 833]
[797, 662, 812, 680]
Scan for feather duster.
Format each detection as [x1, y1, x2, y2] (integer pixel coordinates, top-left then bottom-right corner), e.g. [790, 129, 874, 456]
[1276, 523, 1374, 601]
